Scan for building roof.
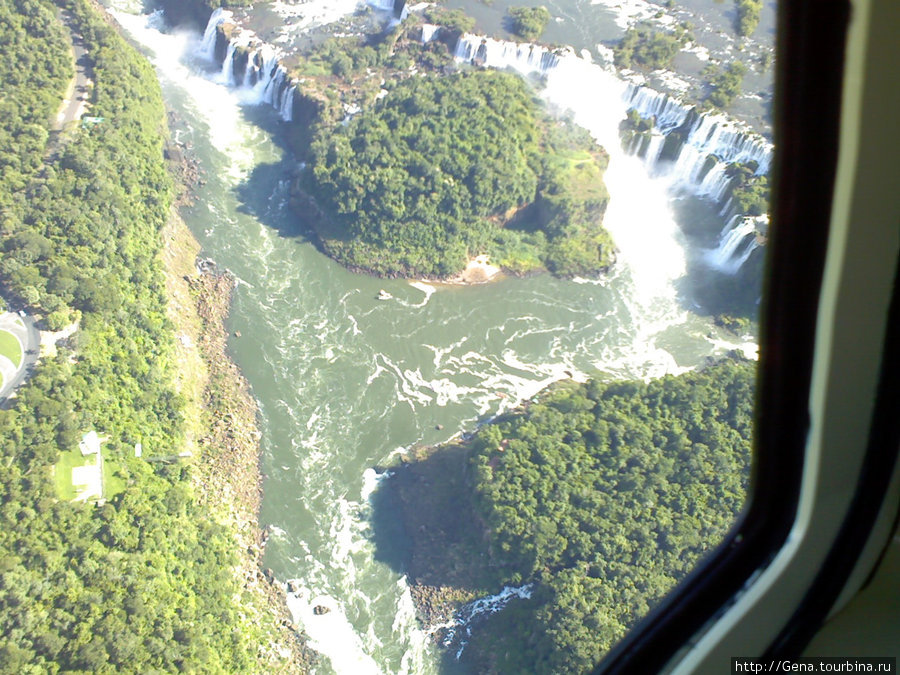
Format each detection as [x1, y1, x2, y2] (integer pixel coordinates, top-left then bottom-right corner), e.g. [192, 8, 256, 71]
[79, 430, 101, 456]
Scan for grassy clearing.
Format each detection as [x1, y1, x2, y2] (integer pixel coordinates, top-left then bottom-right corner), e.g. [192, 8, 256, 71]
[53, 448, 83, 501]
[0, 330, 23, 368]
[52, 446, 126, 502]
[103, 456, 127, 497]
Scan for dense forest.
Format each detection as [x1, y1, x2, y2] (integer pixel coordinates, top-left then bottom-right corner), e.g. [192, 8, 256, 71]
[0, 1, 279, 671]
[0, 0, 71, 215]
[301, 70, 614, 278]
[381, 358, 754, 673]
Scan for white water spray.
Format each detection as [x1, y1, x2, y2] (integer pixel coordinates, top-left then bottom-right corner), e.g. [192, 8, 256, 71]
[706, 215, 764, 274]
[456, 35, 690, 377]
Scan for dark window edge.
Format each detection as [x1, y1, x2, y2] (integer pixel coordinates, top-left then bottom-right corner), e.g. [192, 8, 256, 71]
[593, 1, 851, 672]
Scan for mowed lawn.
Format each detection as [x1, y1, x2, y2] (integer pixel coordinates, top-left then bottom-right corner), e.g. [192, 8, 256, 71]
[0, 329, 22, 369]
[53, 447, 127, 502]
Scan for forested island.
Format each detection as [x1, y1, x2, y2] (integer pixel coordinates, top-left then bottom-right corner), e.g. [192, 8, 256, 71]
[285, 21, 615, 279]
[376, 357, 753, 673]
[0, 0, 304, 671]
[302, 70, 613, 278]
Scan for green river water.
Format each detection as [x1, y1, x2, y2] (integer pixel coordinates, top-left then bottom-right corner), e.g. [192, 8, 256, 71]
[110, 3, 761, 671]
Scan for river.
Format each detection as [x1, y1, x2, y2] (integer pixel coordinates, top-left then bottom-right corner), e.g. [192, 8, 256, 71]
[108, 3, 758, 672]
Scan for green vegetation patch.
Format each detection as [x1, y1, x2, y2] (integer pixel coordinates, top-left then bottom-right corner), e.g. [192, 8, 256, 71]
[0, 330, 23, 369]
[735, 0, 763, 37]
[380, 358, 754, 673]
[507, 6, 551, 41]
[51, 446, 125, 502]
[0, 1, 272, 671]
[52, 448, 83, 501]
[704, 61, 747, 109]
[301, 70, 613, 278]
[726, 161, 769, 215]
[614, 22, 692, 70]
[0, 0, 71, 213]
[424, 7, 476, 36]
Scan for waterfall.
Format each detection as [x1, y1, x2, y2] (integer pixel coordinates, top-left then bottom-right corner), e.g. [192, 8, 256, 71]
[199, 7, 229, 61]
[454, 33, 771, 275]
[455, 36, 772, 202]
[221, 41, 237, 85]
[366, 0, 408, 19]
[421, 23, 440, 44]
[706, 216, 762, 274]
[455, 34, 562, 75]
[661, 114, 772, 190]
[458, 32, 690, 307]
[624, 85, 691, 132]
[199, 11, 297, 122]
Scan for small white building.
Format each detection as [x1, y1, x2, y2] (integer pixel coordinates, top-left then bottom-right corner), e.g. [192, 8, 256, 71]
[79, 430, 101, 456]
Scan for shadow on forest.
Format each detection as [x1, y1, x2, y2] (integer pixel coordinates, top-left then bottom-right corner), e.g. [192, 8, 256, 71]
[369, 444, 500, 675]
[369, 444, 496, 591]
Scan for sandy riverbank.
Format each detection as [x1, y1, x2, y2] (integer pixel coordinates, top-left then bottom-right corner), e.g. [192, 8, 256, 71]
[440, 254, 503, 285]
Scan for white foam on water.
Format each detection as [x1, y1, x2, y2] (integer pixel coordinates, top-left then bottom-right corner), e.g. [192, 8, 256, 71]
[361, 467, 393, 501]
[423, 337, 469, 369]
[268, 524, 288, 538]
[394, 578, 431, 675]
[110, 11, 258, 181]
[285, 588, 383, 675]
[270, 0, 362, 37]
[406, 281, 436, 307]
[424, 584, 534, 660]
[590, 0, 667, 30]
[707, 335, 760, 361]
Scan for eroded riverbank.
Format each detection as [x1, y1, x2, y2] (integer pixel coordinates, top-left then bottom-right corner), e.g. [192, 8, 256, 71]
[161, 183, 315, 671]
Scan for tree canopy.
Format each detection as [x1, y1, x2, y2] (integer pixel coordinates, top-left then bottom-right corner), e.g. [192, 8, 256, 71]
[705, 61, 747, 109]
[735, 0, 763, 37]
[507, 6, 552, 42]
[0, 1, 275, 670]
[302, 70, 613, 278]
[726, 161, 769, 216]
[391, 358, 755, 673]
[613, 23, 692, 70]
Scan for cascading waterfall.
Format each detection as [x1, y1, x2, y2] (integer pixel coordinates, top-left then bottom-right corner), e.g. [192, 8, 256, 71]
[623, 84, 773, 177]
[421, 23, 439, 44]
[200, 9, 297, 122]
[455, 33, 770, 274]
[623, 85, 691, 132]
[457, 32, 693, 320]
[454, 35, 561, 74]
[221, 41, 236, 84]
[199, 6, 224, 60]
[706, 215, 762, 273]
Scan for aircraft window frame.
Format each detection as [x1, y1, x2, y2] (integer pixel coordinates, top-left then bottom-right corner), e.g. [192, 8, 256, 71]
[592, 0, 874, 670]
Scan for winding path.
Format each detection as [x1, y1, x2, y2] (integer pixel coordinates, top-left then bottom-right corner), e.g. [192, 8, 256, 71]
[0, 312, 40, 403]
[50, 9, 91, 141]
